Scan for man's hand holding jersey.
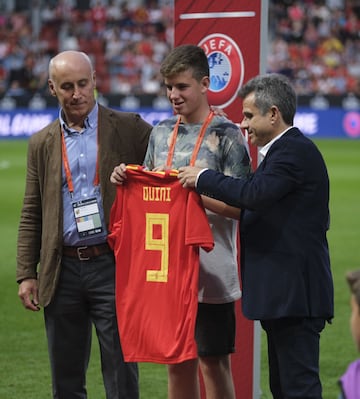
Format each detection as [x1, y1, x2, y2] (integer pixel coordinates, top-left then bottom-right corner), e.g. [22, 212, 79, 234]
[110, 163, 127, 185]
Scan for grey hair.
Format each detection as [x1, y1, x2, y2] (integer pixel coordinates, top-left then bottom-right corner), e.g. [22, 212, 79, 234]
[238, 73, 297, 125]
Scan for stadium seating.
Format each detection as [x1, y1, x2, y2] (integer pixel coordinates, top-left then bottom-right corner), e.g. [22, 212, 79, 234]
[0, 0, 359, 97]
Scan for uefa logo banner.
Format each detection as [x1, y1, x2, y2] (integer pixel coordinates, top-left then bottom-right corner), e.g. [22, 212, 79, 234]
[199, 34, 244, 108]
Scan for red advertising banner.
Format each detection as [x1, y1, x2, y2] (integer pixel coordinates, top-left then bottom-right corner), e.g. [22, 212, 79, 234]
[174, 1, 268, 398]
[174, 0, 268, 167]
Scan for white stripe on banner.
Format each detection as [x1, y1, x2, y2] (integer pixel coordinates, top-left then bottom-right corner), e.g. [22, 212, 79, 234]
[180, 12, 256, 20]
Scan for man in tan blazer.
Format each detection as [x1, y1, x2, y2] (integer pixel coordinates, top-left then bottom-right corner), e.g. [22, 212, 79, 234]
[16, 50, 152, 399]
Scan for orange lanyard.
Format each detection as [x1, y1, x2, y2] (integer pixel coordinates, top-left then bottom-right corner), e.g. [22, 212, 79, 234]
[166, 111, 214, 167]
[61, 125, 100, 196]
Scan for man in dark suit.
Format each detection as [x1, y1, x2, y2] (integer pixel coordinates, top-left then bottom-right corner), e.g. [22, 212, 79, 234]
[178, 73, 334, 399]
[16, 50, 152, 398]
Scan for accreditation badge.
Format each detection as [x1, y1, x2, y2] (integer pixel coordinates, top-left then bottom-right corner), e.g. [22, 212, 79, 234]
[72, 197, 103, 238]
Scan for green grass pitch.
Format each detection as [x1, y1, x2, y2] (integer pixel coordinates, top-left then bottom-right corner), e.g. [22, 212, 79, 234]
[0, 138, 359, 398]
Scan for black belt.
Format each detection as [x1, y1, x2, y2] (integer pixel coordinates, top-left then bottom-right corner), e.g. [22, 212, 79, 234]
[62, 243, 112, 261]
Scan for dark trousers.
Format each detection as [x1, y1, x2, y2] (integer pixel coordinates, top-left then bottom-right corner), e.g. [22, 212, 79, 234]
[44, 253, 138, 399]
[261, 317, 326, 399]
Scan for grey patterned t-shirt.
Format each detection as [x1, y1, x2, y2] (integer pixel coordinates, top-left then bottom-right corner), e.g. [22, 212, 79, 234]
[144, 114, 251, 303]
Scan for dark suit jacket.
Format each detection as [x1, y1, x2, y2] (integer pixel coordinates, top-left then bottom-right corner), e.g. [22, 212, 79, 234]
[197, 128, 334, 321]
[16, 105, 152, 306]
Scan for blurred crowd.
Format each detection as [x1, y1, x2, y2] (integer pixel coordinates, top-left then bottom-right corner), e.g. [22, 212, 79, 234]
[0, 0, 173, 97]
[268, 0, 360, 95]
[0, 0, 359, 98]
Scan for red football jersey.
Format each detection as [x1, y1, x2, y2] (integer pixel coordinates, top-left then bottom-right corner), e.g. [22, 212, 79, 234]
[108, 165, 214, 364]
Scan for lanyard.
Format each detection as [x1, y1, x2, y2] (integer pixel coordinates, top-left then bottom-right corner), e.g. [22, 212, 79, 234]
[61, 125, 100, 196]
[166, 111, 214, 167]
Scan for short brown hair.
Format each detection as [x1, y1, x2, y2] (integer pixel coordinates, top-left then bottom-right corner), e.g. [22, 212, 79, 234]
[160, 44, 209, 82]
[346, 269, 360, 306]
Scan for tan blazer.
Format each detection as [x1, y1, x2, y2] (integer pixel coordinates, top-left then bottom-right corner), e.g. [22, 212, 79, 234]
[16, 105, 152, 306]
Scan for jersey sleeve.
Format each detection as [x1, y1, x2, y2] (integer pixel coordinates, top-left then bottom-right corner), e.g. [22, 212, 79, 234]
[185, 190, 214, 252]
